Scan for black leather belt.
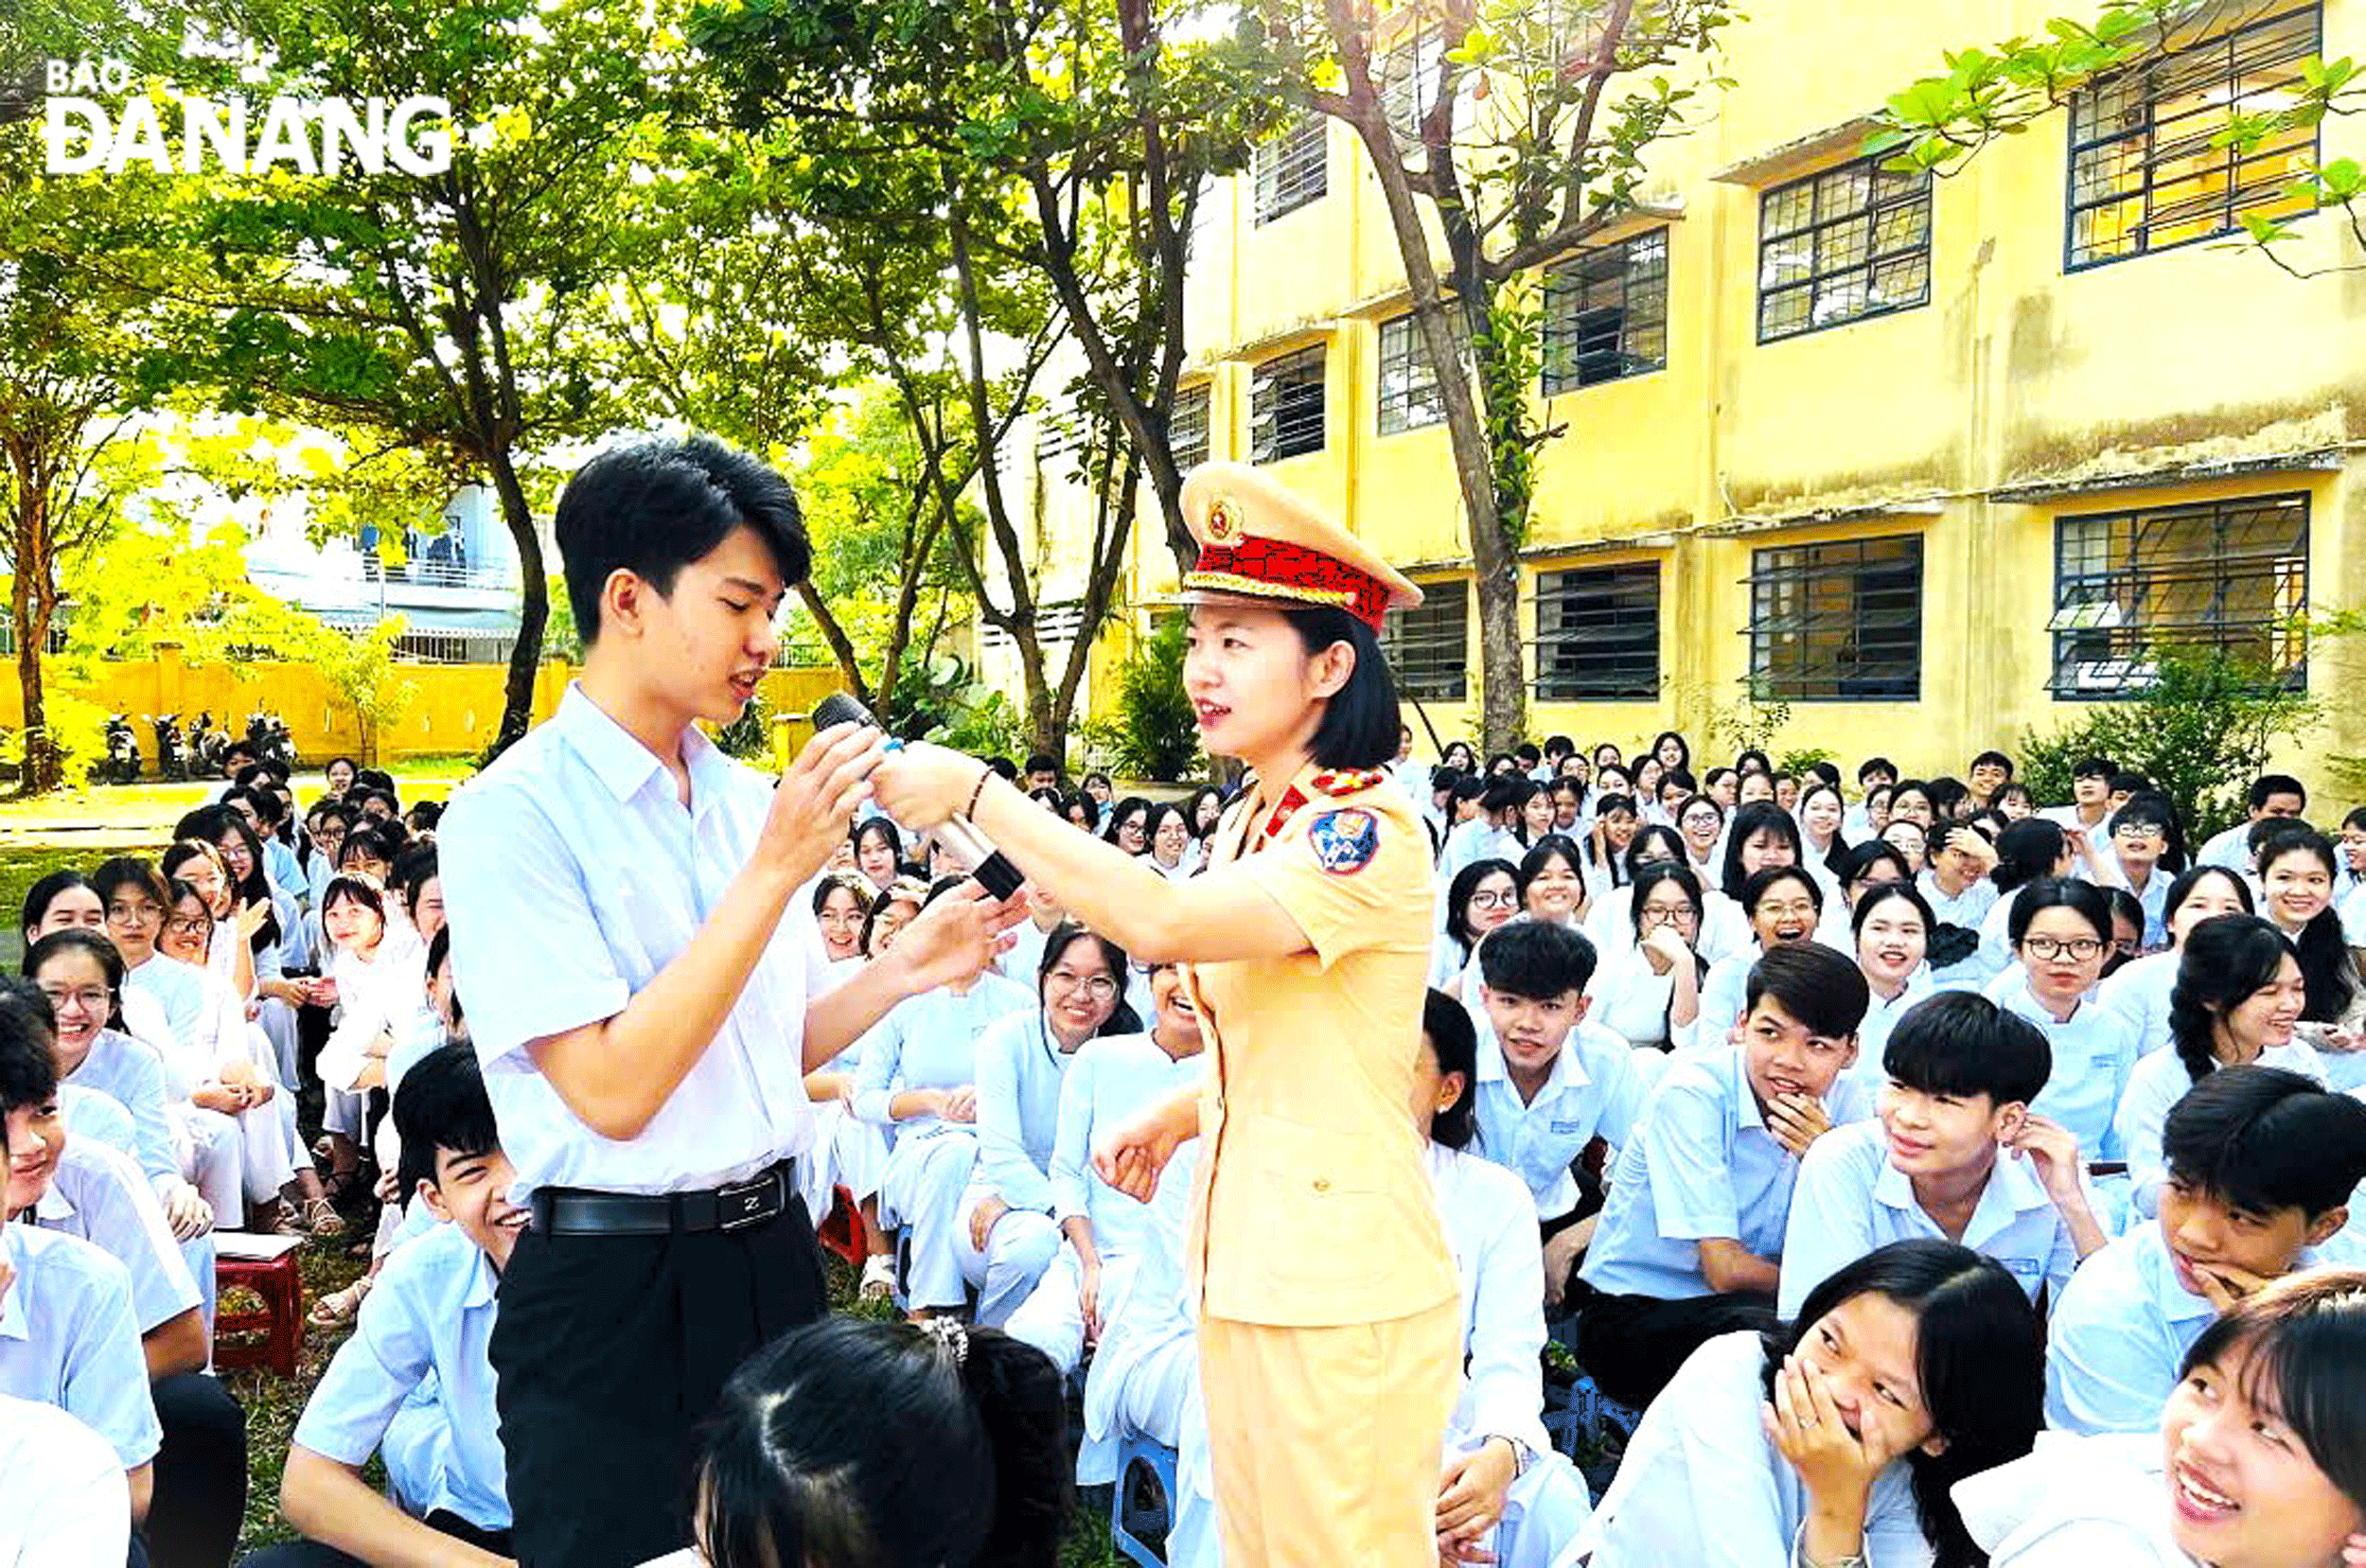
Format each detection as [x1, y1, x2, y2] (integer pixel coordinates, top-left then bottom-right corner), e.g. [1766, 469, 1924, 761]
[532, 1159, 795, 1238]
[2087, 1161, 2129, 1178]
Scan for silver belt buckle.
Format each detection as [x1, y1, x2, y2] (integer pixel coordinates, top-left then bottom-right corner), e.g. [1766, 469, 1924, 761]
[715, 1168, 777, 1232]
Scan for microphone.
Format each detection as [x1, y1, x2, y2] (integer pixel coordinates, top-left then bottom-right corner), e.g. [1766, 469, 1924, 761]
[809, 692, 1027, 900]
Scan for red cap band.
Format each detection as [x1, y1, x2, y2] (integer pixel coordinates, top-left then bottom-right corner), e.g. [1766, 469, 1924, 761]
[1184, 537, 1392, 632]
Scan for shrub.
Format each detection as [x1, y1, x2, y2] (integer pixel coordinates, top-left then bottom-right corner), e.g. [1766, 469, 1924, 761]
[1098, 617, 1200, 784]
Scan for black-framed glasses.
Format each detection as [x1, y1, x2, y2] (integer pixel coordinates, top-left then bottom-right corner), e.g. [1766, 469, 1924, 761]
[2020, 935, 2104, 960]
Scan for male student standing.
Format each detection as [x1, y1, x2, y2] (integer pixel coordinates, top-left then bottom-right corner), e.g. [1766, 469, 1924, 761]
[440, 435, 1015, 1567]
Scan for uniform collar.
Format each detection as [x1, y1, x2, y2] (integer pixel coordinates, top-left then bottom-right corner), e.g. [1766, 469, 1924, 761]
[2138, 1226, 2224, 1326]
[1476, 1015, 1592, 1098]
[0, 1226, 28, 1342]
[31, 1182, 73, 1228]
[1720, 1047, 1772, 1134]
[556, 681, 725, 808]
[463, 1236, 500, 1313]
[1871, 1142, 2050, 1232]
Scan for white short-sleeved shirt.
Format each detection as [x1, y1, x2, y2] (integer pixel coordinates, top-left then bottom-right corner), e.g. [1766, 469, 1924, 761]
[1585, 945, 1682, 1051]
[0, 1392, 130, 1565]
[0, 1224, 160, 1469]
[850, 976, 1035, 1139]
[1578, 1047, 1871, 1301]
[1048, 1032, 1205, 1264]
[1954, 1431, 2188, 1567]
[59, 1031, 177, 1192]
[57, 1084, 137, 1158]
[1468, 1012, 1644, 1221]
[122, 956, 207, 1075]
[1429, 1144, 1549, 1456]
[439, 683, 838, 1203]
[2196, 822, 2253, 872]
[2114, 1041, 2326, 1219]
[1990, 973, 2140, 1161]
[1847, 978, 1938, 1091]
[1917, 871, 1999, 932]
[1574, 1330, 1933, 1567]
[29, 1139, 203, 1335]
[2340, 882, 2366, 947]
[2095, 951, 2179, 1060]
[292, 1220, 508, 1531]
[1777, 1120, 2078, 1320]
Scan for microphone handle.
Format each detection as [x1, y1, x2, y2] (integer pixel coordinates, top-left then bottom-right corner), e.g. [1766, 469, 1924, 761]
[938, 816, 1027, 900]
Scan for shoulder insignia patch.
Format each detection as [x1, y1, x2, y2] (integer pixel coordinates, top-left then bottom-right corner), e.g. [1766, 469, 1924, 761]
[1310, 766, 1387, 800]
[1308, 807, 1380, 875]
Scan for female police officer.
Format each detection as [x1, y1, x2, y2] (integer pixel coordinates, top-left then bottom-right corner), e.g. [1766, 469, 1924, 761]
[874, 464, 1458, 1568]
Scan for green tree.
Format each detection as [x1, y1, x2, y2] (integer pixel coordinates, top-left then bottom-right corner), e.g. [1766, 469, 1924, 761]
[1248, 0, 1739, 753]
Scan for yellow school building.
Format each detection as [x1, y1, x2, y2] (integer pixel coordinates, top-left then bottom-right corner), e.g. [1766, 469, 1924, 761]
[1001, 0, 2366, 786]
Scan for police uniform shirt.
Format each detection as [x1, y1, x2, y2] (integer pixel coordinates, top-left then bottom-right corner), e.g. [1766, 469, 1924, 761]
[1578, 1046, 1873, 1303]
[1049, 1031, 1204, 1266]
[0, 1224, 161, 1470]
[850, 975, 1036, 1139]
[60, 1030, 178, 1192]
[0, 1392, 130, 1566]
[1574, 1330, 1932, 1568]
[292, 1219, 510, 1531]
[974, 1010, 1077, 1214]
[439, 683, 841, 1204]
[1469, 1011, 1643, 1223]
[1777, 1120, 2078, 1321]
[1988, 971, 2140, 1161]
[2113, 1042, 2327, 1221]
[29, 1140, 202, 1335]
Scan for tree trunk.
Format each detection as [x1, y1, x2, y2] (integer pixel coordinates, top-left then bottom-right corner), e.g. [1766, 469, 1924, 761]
[9, 468, 62, 795]
[794, 581, 871, 704]
[483, 446, 548, 760]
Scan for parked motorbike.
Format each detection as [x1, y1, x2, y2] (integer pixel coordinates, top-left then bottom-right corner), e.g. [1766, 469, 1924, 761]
[188, 711, 227, 776]
[150, 713, 186, 781]
[246, 709, 296, 771]
[101, 714, 142, 784]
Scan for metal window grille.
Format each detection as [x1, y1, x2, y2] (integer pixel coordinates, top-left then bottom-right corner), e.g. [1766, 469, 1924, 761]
[1382, 579, 1469, 701]
[1377, 314, 1445, 434]
[1254, 114, 1328, 224]
[1745, 535, 1924, 701]
[1542, 229, 1670, 395]
[1379, 26, 1446, 143]
[1757, 156, 1932, 343]
[1250, 344, 1327, 463]
[2067, 5, 2320, 268]
[1532, 563, 1661, 700]
[1171, 384, 1210, 470]
[2048, 493, 2309, 697]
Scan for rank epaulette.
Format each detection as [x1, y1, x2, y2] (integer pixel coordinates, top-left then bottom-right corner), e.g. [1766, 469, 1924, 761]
[1309, 766, 1388, 799]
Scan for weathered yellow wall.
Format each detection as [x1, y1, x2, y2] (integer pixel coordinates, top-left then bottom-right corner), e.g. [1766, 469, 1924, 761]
[1046, 0, 2366, 788]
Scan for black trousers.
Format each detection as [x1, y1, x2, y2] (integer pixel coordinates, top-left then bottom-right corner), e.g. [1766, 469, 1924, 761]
[1573, 1285, 1779, 1410]
[240, 1510, 511, 1566]
[150, 1371, 246, 1568]
[489, 1191, 828, 1568]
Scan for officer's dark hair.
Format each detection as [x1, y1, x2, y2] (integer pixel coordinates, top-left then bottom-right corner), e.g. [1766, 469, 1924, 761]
[1476, 918, 1598, 1003]
[1744, 943, 1869, 1042]
[1278, 605, 1399, 771]
[556, 433, 811, 645]
[2163, 1066, 2366, 1220]
[1422, 987, 1479, 1151]
[394, 1042, 503, 1201]
[695, 1316, 1069, 1568]
[0, 978, 61, 1116]
[1883, 990, 2050, 1107]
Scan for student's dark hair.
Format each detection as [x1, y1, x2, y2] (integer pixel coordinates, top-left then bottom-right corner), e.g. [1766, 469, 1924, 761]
[2180, 1268, 2366, 1518]
[2100, 887, 2145, 969]
[21, 930, 129, 1034]
[1744, 943, 1868, 1040]
[858, 883, 926, 953]
[2004, 876, 2110, 946]
[231, 784, 287, 827]
[1181, 784, 1226, 839]
[1102, 797, 1152, 848]
[985, 757, 1019, 783]
[1989, 819, 2067, 891]
[1888, 779, 1933, 817]
[339, 825, 403, 873]
[1021, 752, 1058, 779]
[2345, 803, 2366, 835]
[1448, 775, 1488, 812]
[556, 433, 811, 643]
[90, 856, 168, 910]
[1625, 823, 1688, 882]
[853, 817, 902, 861]
[1850, 879, 1934, 941]
[1763, 1240, 2042, 1568]
[1627, 862, 1704, 940]
[1061, 790, 1101, 833]
[1649, 730, 1690, 770]
[1882, 990, 2050, 1106]
[1139, 801, 1190, 857]
[695, 1316, 1068, 1568]
[1671, 791, 1722, 832]
[1808, 760, 1842, 789]
[1543, 734, 1574, 759]
[18, 869, 96, 937]
[425, 925, 461, 1026]
[1719, 802, 1804, 901]
[1421, 988, 1479, 1151]
[1035, 924, 1138, 1036]
[181, 804, 280, 952]
[1734, 748, 1771, 776]
[1478, 774, 1536, 820]
[1271, 604, 1400, 771]
[2163, 1065, 2366, 1219]
[1515, 836, 1584, 901]
[0, 978, 62, 1113]
[405, 800, 444, 833]
[1658, 766, 1698, 798]
[1475, 918, 1598, 1001]
[2072, 754, 2118, 781]
[1924, 778, 1969, 821]
[322, 873, 388, 924]
[2250, 773, 2307, 811]
[2254, 827, 2358, 1022]
[2168, 915, 2298, 1084]
[393, 1041, 503, 1200]
[1857, 755, 1897, 784]
[2109, 789, 2182, 856]
[1840, 840, 1914, 893]
[922, 875, 971, 910]
[323, 752, 360, 779]
[1739, 863, 1823, 919]
[1969, 749, 2013, 778]
[2108, 770, 2151, 797]
[2163, 863, 2254, 931]
[812, 875, 873, 920]
[1513, 742, 1541, 766]
[393, 844, 440, 909]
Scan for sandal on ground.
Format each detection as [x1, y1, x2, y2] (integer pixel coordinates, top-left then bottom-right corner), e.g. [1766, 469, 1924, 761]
[308, 1275, 372, 1328]
[303, 1196, 345, 1237]
[859, 1255, 896, 1300]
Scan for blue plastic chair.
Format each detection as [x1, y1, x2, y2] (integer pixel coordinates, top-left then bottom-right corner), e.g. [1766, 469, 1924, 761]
[1110, 1431, 1180, 1568]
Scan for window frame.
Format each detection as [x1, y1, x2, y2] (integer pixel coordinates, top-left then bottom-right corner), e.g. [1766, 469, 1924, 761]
[2063, 3, 2322, 272]
[1376, 312, 1445, 435]
[1249, 344, 1329, 464]
[1254, 113, 1329, 225]
[1170, 382, 1211, 471]
[1541, 228, 1670, 395]
[1744, 534, 1926, 702]
[2047, 491, 2310, 698]
[1382, 578, 1470, 702]
[1531, 561, 1663, 702]
[1755, 154, 1933, 344]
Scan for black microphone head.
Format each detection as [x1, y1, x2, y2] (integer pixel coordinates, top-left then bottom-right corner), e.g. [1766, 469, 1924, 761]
[811, 691, 878, 732]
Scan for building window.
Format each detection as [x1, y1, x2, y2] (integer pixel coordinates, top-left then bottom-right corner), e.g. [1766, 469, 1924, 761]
[1379, 26, 1446, 143]
[1382, 580, 1468, 702]
[1542, 230, 1669, 394]
[1254, 113, 1327, 224]
[2049, 493, 2308, 696]
[2067, 5, 2320, 269]
[1746, 535, 1924, 700]
[1757, 156, 1932, 343]
[1376, 314, 1444, 434]
[1170, 383, 1210, 470]
[1250, 344, 1326, 463]
[1533, 563, 1660, 700]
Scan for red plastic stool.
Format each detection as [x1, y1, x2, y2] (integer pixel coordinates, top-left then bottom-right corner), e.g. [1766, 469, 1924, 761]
[215, 1251, 305, 1378]
[815, 1185, 871, 1269]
